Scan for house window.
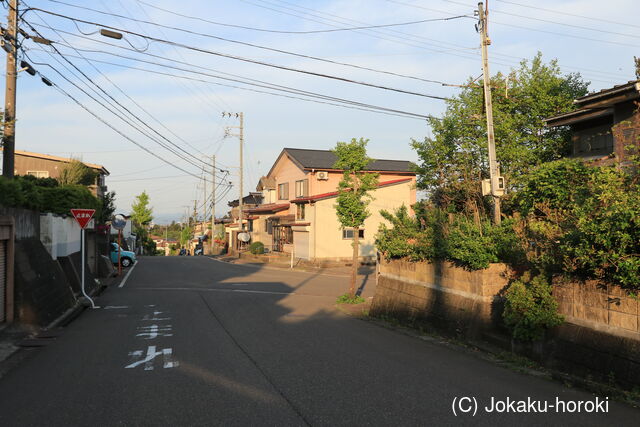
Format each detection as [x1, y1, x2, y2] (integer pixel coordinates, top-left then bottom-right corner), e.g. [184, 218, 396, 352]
[342, 229, 364, 239]
[283, 227, 293, 244]
[248, 220, 254, 232]
[26, 170, 49, 178]
[295, 179, 309, 198]
[296, 204, 306, 220]
[266, 219, 273, 235]
[278, 182, 289, 200]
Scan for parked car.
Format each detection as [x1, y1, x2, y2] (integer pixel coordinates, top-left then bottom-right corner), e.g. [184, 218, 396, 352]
[110, 242, 136, 267]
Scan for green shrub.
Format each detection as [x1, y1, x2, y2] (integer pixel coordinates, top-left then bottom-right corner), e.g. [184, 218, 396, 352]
[249, 241, 265, 255]
[376, 205, 524, 270]
[503, 273, 563, 341]
[336, 293, 365, 304]
[512, 159, 640, 290]
[0, 176, 99, 216]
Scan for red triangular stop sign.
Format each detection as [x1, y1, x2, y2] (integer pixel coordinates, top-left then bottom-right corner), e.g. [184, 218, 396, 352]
[70, 209, 96, 229]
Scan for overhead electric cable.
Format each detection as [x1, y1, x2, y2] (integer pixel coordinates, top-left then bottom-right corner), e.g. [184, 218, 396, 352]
[29, 63, 224, 183]
[24, 7, 454, 98]
[46, 0, 469, 34]
[22, 12, 221, 172]
[494, 0, 640, 30]
[30, 43, 431, 120]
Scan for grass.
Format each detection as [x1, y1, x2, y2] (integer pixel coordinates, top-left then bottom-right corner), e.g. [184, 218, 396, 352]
[336, 293, 366, 305]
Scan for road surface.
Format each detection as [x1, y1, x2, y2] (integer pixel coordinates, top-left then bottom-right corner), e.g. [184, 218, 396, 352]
[0, 257, 637, 426]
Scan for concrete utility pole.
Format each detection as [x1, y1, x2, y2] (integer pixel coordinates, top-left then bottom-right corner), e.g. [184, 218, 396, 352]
[239, 112, 244, 231]
[202, 170, 207, 225]
[477, 1, 501, 225]
[2, 0, 18, 178]
[211, 154, 216, 253]
[222, 112, 244, 231]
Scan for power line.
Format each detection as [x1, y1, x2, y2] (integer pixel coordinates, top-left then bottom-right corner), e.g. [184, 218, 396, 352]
[25, 32, 434, 120]
[47, 0, 469, 34]
[24, 7, 455, 98]
[28, 62, 221, 183]
[493, 0, 640, 30]
[22, 11, 222, 173]
[387, 0, 640, 48]
[381, 0, 633, 81]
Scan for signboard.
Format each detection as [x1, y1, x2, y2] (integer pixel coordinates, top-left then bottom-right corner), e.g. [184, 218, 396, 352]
[70, 209, 96, 229]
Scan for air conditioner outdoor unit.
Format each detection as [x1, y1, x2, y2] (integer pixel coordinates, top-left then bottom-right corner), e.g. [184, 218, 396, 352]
[316, 171, 329, 180]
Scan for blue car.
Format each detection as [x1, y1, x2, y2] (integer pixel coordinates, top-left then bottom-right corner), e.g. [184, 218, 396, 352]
[110, 242, 136, 267]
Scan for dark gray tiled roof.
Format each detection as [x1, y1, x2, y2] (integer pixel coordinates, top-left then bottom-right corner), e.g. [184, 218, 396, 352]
[284, 148, 414, 172]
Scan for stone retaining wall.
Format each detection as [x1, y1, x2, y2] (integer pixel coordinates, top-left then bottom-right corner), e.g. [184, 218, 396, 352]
[371, 258, 640, 387]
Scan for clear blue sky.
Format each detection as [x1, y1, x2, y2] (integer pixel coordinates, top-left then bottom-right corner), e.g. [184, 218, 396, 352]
[8, 0, 638, 223]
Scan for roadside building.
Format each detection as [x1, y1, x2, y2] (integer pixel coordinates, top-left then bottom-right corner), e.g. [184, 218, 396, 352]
[239, 147, 416, 263]
[12, 150, 110, 198]
[545, 80, 640, 165]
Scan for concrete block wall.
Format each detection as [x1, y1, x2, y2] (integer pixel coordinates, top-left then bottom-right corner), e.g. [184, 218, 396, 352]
[371, 258, 640, 387]
[554, 280, 639, 338]
[371, 259, 509, 337]
[40, 213, 81, 260]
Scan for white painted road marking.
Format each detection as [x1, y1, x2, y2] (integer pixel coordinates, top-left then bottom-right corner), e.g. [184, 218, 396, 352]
[125, 346, 178, 370]
[118, 261, 138, 288]
[103, 305, 129, 310]
[136, 324, 173, 340]
[142, 311, 171, 321]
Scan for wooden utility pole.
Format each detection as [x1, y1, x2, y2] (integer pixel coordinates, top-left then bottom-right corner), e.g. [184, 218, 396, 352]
[211, 154, 216, 253]
[477, 1, 501, 224]
[2, 0, 18, 178]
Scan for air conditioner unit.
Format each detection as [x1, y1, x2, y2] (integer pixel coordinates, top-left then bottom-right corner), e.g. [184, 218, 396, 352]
[316, 171, 329, 180]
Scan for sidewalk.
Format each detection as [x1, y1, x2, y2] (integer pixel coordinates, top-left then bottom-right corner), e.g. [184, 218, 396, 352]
[0, 273, 121, 368]
[213, 253, 376, 277]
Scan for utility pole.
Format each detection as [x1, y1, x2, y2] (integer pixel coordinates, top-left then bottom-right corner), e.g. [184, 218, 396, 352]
[211, 154, 216, 253]
[477, 1, 501, 224]
[2, 0, 18, 178]
[222, 112, 244, 231]
[239, 112, 244, 231]
[202, 170, 207, 228]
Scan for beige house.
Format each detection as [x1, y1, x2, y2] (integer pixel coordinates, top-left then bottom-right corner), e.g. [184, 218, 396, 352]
[239, 148, 416, 262]
[12, 150, 110, 198]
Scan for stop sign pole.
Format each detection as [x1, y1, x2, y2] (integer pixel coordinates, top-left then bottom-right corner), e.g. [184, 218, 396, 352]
[70, 209, 97, 309]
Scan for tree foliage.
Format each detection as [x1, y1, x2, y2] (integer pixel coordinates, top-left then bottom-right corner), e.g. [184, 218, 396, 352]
[0, 175, 100, 215]
[512, 158, 640, 290]
[333, 137, 379, 297]
[333, 138, 379, 228]
[411, 53, 589, 213]
[58, 160, 98, 186]
[130, 191, 153, 227]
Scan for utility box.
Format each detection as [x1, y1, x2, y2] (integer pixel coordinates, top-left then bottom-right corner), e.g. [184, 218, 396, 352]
[481, 177, 505, 196]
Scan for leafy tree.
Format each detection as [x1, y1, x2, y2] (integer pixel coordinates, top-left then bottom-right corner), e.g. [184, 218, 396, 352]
[130, 191, 153, 227]
[412, 53, 589, 214]
[332, 138, 379, 297]
[130, 191, 154, 254]
[98, 191, 116, 224]
[180, 226, 192, 247]
[58, 160, 98, 186]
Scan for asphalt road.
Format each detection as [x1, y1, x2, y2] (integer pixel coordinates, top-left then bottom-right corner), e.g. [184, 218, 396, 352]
[0, 257, 637, 426]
